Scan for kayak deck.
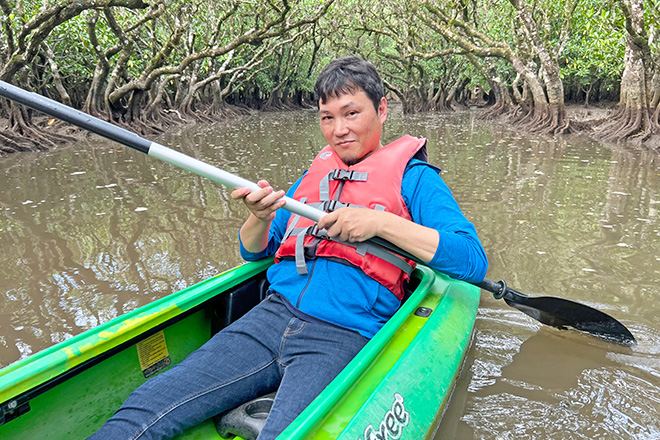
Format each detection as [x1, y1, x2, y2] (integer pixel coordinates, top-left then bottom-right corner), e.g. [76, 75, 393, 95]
[0, 259, 479, 439]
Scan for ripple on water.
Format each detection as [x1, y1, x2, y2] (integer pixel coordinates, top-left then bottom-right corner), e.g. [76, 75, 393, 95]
[608, 323, 660, 379]
[468, 308, 530, 392]
[463, 372, 660, 439]
[461, 309, 660, 439]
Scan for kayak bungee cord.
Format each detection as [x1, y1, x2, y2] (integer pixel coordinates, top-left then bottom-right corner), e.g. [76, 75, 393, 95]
[0, 80, 637, 346]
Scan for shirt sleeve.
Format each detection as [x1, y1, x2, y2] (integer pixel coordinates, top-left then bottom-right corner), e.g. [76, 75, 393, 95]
[239, 175, 303, 261]
[402, 161, 488, 283]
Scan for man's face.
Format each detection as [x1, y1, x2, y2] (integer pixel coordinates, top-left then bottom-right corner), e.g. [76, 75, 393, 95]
[319, 89, 387, 166]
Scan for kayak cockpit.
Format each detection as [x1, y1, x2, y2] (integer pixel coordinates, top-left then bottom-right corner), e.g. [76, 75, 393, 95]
[0, 259, 480, 440]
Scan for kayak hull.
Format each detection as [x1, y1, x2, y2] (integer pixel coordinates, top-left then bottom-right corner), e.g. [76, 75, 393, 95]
[0, 259, 480, 439]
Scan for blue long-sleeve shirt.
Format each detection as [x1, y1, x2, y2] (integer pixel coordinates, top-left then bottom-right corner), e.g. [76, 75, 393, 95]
[240, 159, 488, 338]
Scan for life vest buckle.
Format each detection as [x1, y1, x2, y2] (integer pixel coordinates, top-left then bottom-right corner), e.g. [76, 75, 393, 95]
[331, 169, 352, 180]
[308, 224, 329, 239]
[331, 169, 367, 181]
[322, 200, 340, 212]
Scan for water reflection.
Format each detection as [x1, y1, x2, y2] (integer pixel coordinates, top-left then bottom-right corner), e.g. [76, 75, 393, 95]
[0, 108, 658, 437]
[454, 328, 660, 439]
[0, 144, 249, 365]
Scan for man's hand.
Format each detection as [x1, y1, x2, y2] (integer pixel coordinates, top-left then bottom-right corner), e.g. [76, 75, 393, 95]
[232, 180, 286, 253]
[318, 206, 439, 263]
[231, 180, 286, 222]
[317, 207, 384, 243]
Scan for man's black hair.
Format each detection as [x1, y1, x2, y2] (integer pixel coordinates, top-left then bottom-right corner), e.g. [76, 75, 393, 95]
[314, 56, 384, 111]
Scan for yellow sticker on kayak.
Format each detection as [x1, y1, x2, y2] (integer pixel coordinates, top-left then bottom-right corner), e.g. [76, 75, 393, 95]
[136, 331, 172, 378]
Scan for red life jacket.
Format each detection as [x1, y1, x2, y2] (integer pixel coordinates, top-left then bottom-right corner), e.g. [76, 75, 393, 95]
[274, 135, 427, 300]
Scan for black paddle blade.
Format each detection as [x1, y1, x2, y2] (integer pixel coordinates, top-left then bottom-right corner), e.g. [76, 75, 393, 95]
[369, 242, 637, 347]
[476, 278, 637, 346]
[502, 289, 637, 347]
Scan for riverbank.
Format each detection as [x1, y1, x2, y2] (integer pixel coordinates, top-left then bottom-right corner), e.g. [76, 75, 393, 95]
[4, 102, 660, 155]
[565, 103, 660, 149]
[565, 103, 613, 123]
[0, 103, 256, 154]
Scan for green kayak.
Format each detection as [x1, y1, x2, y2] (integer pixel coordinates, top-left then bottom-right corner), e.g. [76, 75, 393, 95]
[0, 258, 480, 439]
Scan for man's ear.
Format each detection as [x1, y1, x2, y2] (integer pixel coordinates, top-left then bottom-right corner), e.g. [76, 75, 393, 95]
[378, 97, 388, 124]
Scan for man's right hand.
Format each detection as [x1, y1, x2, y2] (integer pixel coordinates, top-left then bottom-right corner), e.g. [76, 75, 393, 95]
[230, 180, 286, 222]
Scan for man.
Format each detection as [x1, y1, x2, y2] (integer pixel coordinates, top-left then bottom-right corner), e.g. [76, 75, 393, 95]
[89, 56, 487, 440]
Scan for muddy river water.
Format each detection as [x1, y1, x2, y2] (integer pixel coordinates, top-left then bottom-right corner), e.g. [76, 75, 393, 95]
[1, 108, 659, 438]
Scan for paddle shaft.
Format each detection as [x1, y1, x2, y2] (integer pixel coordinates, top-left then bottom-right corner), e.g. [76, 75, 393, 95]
[0, 80, 637, 345]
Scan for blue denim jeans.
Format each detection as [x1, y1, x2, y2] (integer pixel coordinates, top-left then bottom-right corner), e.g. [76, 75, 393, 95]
[88, 293, 369, 440]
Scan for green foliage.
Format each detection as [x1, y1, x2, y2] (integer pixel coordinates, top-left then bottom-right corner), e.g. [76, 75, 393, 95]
[561, 1, 626, 98]
[0, 0, 633, 113]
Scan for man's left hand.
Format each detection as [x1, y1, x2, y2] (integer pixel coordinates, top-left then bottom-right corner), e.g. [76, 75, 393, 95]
[317, 207, 384, 243]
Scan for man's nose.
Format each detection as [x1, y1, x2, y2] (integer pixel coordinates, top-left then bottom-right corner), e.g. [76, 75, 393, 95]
[334, 118, 350, 137]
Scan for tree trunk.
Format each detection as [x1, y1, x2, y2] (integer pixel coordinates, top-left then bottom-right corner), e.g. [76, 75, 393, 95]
[83, 11, 113, 116]
[596, 0, 652, 143]
[43, 43, 72, 107]
[466, 54, 513, 118]
[507, 0, 570, 134]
